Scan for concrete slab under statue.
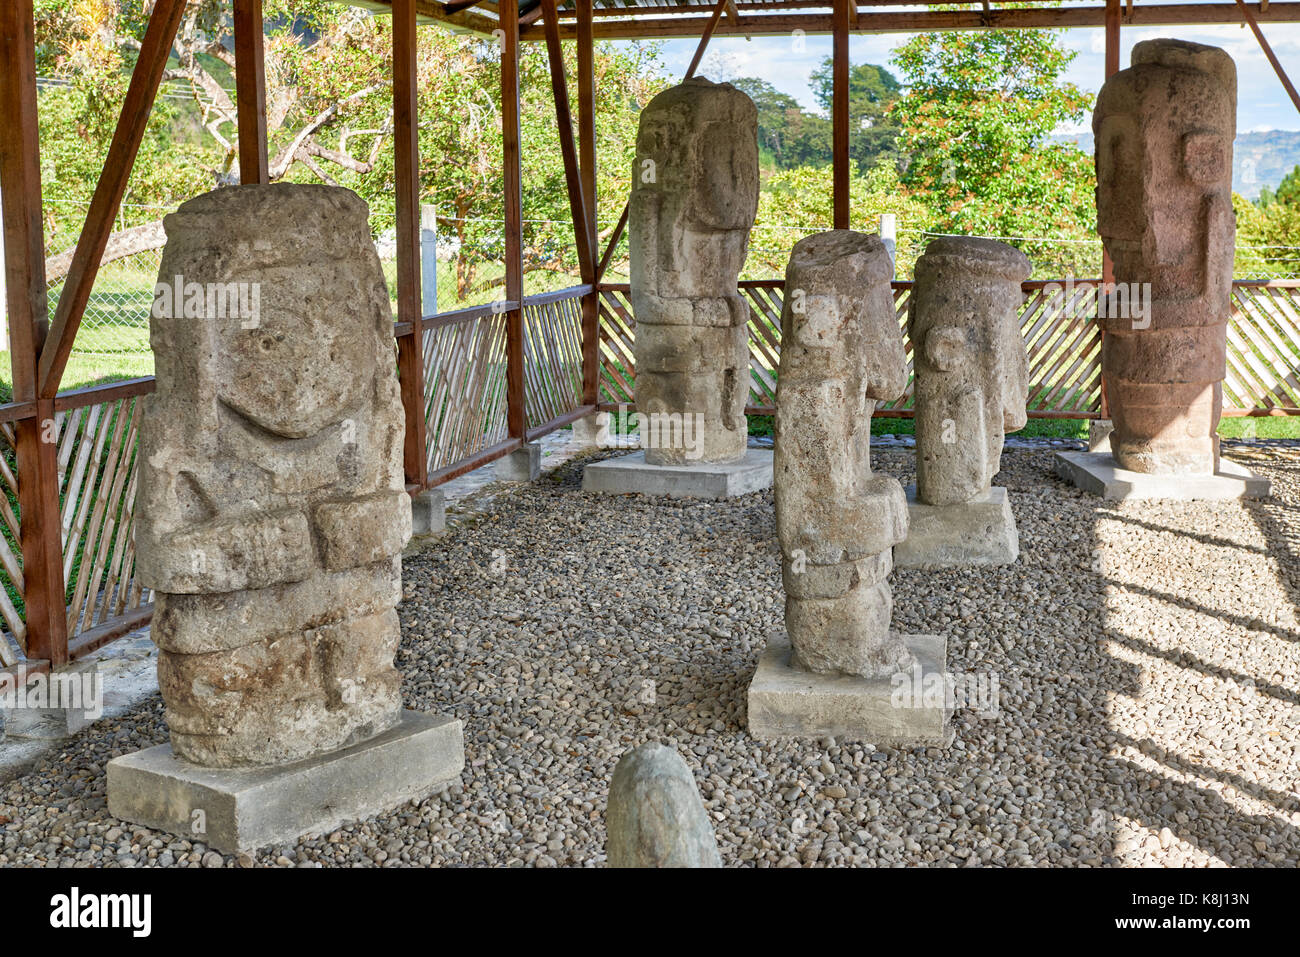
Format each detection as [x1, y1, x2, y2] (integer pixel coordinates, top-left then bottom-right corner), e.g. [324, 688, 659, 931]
[895, 485, 1019, 567]
[582, 447, 774, 499]
[106, 183, 464, 851]
[1053, 450, 1270, 501]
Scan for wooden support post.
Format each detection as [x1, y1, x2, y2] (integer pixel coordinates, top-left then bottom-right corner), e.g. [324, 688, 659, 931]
[832, 0, 851, 229]
[1100, 0, 1121, 418]
[0, 1, 67, 665]
[234, 0, 269, 184]
[1235, 0, 1300, 115]
[577, 0, 600, 405]
[393, 0, 429, 488]
[37, 0, 187, 399]
[502, 0, 526, 439]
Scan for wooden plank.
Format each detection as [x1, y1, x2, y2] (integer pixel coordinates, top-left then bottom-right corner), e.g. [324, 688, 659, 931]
[502, 0, 526, 439]
[37, 0, 187, 399]
[393, 0, 429, 487]
[234, 0, 270, 184]
[832, 0, 850, 229]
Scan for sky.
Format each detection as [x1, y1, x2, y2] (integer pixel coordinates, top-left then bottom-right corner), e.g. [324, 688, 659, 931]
[646, 20, 1300, 134]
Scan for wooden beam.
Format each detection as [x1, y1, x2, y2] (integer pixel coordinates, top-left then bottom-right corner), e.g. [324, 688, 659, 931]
[832, 0, 850, 229]
[36, 0, 187, 400]
[393, 0, 429, 487]
[0, 0, 47, 402]
[519, 4, 1300, 40]
[577, 0, 600, 406]
[0, 1, 68, 665]
[540, 0, 594, 283]
[1100, 0, 1120, 419]
[234, 0, 269, 184]
[1235, 0, 1300, 114]
[686, 0, 731, 78]
[502, 0, 526, 440]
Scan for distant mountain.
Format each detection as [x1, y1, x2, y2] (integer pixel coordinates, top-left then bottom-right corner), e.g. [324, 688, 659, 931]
[1051, 129, 1300, 200]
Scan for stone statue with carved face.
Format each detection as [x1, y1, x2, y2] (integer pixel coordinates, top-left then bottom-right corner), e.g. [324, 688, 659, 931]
[136, 184, 411, 768]
[774, 231, 912, 678]
[629, 77, 758, 465]
[910, 237, 1031, 506]
[1095, 38, 1236, 474]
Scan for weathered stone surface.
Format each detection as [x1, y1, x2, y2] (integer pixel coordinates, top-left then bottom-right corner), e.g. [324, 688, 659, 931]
[629, 76, 758, 466]
[910, 236, 1030, 506]
[136, 183, 411, 768]
[774, 231, 911, 678]
[1095, 39, 1236, 474]
[895, 485, 1020, 567]
[606, 742, 721, 867]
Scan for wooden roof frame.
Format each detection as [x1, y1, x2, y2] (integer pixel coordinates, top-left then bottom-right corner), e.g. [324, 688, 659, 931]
[353, 0, 1300, 39]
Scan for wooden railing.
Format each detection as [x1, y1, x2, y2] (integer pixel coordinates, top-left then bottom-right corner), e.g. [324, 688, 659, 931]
[596, 278, 1300, 418]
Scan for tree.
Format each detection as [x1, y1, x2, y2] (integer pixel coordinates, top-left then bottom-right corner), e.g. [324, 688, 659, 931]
[889, 29, 1097, 276]
[809, 58, 902, 172]
[748, 163, 932, 278]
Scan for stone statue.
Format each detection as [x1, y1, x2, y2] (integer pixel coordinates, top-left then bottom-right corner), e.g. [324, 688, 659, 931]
[910, 237, 1031, 506]
[606, 743, 722, 868]
[774, 231, 911, 677]
[136, 183, 412, 768]
[1095, 38, 1236, 474]
[629, 76, 758, 465]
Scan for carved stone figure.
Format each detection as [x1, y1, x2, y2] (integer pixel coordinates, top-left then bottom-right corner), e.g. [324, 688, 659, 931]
[629, 76, 759, 465]
[606, 743, 722, 868]
[910, 237, 1031, 506]
[136, 183, 412, 768]
[775, 231, 911, 678]
[1095, 38, 1236, 474]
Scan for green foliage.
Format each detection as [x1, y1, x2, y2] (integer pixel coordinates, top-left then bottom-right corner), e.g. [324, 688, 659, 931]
[890, 28, 1098, 277]
[748, 163, 932, 277]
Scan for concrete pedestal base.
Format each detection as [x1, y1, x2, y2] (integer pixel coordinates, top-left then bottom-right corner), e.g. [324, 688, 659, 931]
[895, 485, 1019, 567]
[581, 449, 773, 499]
[410, 488, 445, 536]
[747, 633, 950, 747]
[1053, 451, 1271, 501]
[107, 710, 464, 854]
[0, 659, 101, 739]
[494, 442, 541, 482]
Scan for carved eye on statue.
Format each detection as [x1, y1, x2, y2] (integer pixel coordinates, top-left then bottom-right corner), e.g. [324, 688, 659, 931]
[923, 326, 970, 373]
[1182, 131, 1228, 186]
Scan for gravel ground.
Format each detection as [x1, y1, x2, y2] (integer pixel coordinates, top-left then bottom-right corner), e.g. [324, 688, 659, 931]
[1, 441, 1297, 867]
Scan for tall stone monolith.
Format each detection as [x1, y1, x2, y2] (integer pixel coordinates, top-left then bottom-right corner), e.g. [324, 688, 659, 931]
[108, 184, 463, 852]
[895, 237, 1029, 567]
[748, 231, 949, 746]
[774, 231, 911, 678]
[1096, 38, 1235, 475]
[583, 77, 774, 498]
